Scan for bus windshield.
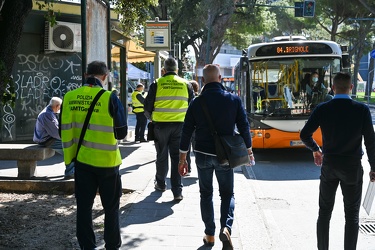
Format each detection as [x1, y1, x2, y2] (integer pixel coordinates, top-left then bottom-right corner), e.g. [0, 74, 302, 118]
[249, 57, 341, 116]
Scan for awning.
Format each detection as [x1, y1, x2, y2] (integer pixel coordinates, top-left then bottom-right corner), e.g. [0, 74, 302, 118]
[110, 28, 155, 63]
[111, 40, 156, 63]
[126, 40, 156, 63]
[110, 29, 168, 63]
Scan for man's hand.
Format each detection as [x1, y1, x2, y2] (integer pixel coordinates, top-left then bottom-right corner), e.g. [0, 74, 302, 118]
[370, 171, 375, 182]
[178, 160, 188, 176]
[313, 150, 323, 167]
[249, 154, 255, 166]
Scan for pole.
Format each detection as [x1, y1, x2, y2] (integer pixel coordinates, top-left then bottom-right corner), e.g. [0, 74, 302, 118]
[368, 69, 374, 105]
[106, 1, 112, 90]
[154, 51, 161, 79]
[81, 0, 87, 83]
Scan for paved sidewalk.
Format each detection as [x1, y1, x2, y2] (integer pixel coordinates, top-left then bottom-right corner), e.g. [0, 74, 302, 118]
[0, 115, 259, 249]
[117, 140, 249, 249]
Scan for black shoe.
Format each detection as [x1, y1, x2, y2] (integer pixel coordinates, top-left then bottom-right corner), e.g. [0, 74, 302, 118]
[154, 182, 166, 192]
[140, 138, 147, 143]
[173, 195, 183, 201]
[134, 138, 140, 142]
[219, 227, 233, 250]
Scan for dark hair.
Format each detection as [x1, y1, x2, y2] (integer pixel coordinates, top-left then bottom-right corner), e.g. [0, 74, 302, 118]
[333, 72, 351, 92]
[87, 61, 108, 75]
[164, 58, 177, 72]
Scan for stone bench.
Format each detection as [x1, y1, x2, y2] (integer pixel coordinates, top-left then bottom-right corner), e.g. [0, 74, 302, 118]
[0, 144, 55, 179]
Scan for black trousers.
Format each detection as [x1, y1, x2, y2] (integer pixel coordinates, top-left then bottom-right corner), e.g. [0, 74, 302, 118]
[317, 157, 363, 250]
[153, 122, 183, 196]
[75, 162, 122, 250]
[134, 112, 147, 140]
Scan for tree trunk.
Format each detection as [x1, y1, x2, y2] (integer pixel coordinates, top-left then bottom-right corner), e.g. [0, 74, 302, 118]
[0, 0, 32, 99]
[365, 41, 375, 98]
[352, 21, 372, 96]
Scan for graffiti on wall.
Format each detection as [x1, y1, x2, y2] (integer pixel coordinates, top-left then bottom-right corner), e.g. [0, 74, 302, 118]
[2, 53, 82, 141]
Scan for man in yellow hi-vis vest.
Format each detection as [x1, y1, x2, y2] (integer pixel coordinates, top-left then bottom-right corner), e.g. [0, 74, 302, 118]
[59, 61, 127, 249]
[131, 83, 147, 142]
[144, 58, 194, 201]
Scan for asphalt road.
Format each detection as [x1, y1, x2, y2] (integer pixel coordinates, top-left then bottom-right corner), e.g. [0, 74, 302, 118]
[127, 113, 375, 250]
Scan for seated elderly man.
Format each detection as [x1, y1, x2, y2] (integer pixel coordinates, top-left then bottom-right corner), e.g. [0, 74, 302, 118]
[33, 97, 74, 178]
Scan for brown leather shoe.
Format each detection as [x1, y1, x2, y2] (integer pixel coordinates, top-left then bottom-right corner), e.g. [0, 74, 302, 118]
[203, 235, 215, 246]
[219, 227, 233, 250]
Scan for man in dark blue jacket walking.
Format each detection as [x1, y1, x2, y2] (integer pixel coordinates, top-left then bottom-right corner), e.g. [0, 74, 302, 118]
[178, 64, 253, 250]
[300, 72, 375, 250]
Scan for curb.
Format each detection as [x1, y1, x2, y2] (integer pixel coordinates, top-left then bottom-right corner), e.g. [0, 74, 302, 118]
[0, 179, 75, 194]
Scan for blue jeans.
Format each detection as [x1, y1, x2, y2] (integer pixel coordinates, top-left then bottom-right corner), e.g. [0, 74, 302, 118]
[195, 152, 235, 236]
[39, 138, 74, 176]
[317, 157, 363, 250]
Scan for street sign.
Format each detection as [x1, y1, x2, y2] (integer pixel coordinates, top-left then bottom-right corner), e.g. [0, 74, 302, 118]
[371, 49, 375, 59]
[144, 18, 171, 51]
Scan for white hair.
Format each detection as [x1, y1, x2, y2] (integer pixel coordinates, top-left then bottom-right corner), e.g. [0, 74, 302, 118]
[49, 97, 62, 107]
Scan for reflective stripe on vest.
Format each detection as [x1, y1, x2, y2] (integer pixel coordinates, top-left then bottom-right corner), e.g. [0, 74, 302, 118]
[131, 90, 144, 113]
[63, 138, 118, 151]
[60, 122, 113, 133]
[152, 75, 189, 122]
[60, 86, 122, 167]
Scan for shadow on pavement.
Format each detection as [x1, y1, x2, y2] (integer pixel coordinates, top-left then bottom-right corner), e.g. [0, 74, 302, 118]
[119, 190, 178, 247]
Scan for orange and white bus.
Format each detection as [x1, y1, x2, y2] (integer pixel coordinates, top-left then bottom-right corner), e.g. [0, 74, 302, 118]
[234, 37, 350, 148]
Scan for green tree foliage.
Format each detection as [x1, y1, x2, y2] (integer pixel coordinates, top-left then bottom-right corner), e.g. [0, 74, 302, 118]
[226, 3, 276, 49]
[112, 0, 158, 35]
[266, 0, 315, 38]
[147, 0, 271, 67]
[313, 0, 358, 41]
[358, 0, 375, 14]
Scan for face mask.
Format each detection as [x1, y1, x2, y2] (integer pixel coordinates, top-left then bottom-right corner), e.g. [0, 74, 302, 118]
[312, 77, 318, 83]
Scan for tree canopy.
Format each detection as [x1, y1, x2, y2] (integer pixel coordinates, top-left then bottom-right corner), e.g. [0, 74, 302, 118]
[3, 0, 375, 102]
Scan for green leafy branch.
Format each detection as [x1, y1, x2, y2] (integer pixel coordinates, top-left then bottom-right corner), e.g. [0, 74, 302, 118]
[0, 61, 16, 107]
[35, 0, 60, 27]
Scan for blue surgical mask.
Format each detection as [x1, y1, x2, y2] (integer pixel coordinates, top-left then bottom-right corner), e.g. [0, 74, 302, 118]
[312, 77, 318, 82]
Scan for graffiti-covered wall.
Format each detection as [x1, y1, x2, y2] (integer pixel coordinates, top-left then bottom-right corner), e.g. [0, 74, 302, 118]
[1, 15, 82, 142]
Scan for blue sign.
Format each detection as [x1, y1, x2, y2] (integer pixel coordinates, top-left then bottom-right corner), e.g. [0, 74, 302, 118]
[371, 49, 375, 59]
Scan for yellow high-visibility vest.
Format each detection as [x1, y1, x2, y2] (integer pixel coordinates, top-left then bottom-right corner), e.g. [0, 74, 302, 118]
[152, 75, 189, 122]
[131, 90, 144, 113]
[60, 86, 122, 167]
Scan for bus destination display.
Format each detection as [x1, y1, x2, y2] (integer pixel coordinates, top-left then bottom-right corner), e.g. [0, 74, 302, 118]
[277, 45, 309, 54]
[255, 43, 333, 56]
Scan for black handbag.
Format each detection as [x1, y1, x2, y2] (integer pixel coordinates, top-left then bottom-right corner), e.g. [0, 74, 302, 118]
[147, 122, 155, 141]
[200, 96, 250, 168]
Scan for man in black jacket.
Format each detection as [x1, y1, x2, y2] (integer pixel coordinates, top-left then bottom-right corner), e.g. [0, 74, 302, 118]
[300, 72, 375, 250]
[178, 64, 253, 250]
